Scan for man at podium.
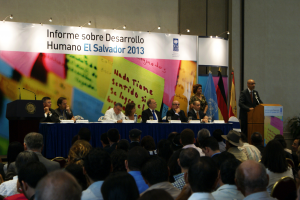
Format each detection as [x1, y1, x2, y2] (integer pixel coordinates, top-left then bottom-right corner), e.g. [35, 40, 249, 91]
[239, 79, 263, 135]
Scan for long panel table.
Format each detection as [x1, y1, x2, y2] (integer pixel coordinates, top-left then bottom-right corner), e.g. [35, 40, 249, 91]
[39, 122, 233, 158]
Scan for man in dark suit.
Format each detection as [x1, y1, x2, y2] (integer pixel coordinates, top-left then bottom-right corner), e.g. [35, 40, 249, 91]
[188, 100, 208, 122]
[166, 100, 188, 122]
[141, 99, 162, 123]
[54, 97, 74, 121]
[239, 79, 263, 136]
[40, 97, 60, 123]
[129, 129, 142, 150]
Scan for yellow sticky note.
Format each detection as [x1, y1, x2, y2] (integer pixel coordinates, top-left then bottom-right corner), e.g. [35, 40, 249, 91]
[0, 74, 19, 100]
[97, 56, 113, 101]
[102, 57, 165, 119]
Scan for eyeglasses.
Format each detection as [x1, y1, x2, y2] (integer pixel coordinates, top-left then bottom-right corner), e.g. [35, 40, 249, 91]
[172, 104, 180, 106]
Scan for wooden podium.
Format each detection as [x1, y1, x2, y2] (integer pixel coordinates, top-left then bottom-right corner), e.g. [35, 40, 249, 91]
[247, 104, 283, 144]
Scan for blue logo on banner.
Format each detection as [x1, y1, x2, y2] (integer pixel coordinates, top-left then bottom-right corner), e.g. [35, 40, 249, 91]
[173, 38, 179, 51]
[280, 108, 282, 113]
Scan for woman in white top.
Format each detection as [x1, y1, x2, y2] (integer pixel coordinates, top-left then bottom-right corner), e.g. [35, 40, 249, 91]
[261, 140, 293, 194]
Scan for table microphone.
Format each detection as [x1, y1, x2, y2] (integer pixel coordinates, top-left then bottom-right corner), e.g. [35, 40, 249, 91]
[23, 88, 36, 100]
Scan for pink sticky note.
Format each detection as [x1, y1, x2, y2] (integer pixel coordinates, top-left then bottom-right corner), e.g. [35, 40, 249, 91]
[42, 53, 66, 79]
[125, 57, 180, 107]
[270, 116, 283, 135]
[0, 51, 39, 77]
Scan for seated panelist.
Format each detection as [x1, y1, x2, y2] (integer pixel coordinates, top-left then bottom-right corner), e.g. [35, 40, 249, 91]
[40, 97, 59, 123]
[54, 97, 74, 121]
[141, 99, 162, 123]
[166, 100, 188, 122]
[188, 100, 208, 123]
[103, 103, 125, 123]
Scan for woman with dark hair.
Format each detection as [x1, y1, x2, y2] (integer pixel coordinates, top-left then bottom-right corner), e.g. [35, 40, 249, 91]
[157, 139, 173, 164]
[101, 172, 140, 200]
[125, 102, 136, 121]
[65, 163, 88, 190]
[189, 84, 208, 114]
[141, 136, 157, 155]
[261, 140, 293, 194]
[168, 149, 182, 183]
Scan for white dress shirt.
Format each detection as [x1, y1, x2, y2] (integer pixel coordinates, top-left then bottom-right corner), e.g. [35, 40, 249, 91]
[182, 144, 205, 157]
[103, 108, 125, 121]
[149, 108, 158, 120]
[188, 192, 215, 200]
[212, 184, 244, 200]
[0, 176, 18, 197]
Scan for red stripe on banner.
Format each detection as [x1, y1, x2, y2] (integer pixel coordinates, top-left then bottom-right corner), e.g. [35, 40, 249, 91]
[216, 71, 229, 122]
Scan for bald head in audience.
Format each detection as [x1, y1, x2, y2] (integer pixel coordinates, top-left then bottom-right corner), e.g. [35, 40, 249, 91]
[35, 170, 82, 200]
[235, 160, 269, 197]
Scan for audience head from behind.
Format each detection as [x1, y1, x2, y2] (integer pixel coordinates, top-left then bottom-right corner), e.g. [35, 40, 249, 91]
[117, 139, 130, 152]
[100, 132, 109, 149]
[188, 157, 219, 194]
[201, 137, 220, 157]
[138, 189, 173, 200]
[197, 128, 210, 147]
[67, 139, 92, 167]
[24, 132, 43, 152]
[240, 132, 248, 143]
[129, 129, 142, 142]
[107, 128, 120, 145]
[273, 134, 287, 149]
[235, 160, 269, 197]
[18, 161, 48, 200]
[179, 148, 201, 173]
[141, 135, 156, 155]
[219, 158, 241, 186]
[111, 149, 127, 172]
[35, 170, 82, 200]
[16, 151, 39, 174]
[157, 139, 173, 163]
[141, 156, 169, 186]
[7, 141, 24, 166]
[65, 163, 88, 191]
[83, 148, 111, 183]
[251, 132, 263, 145]
[212, 129, 224, 142]
[261, 139, 288, 173]
[180, 128, 196, 146]
[222, 130, 243, 150]
[125, 146, 150, 172]
[212, 151, 236, 169]
[78, 127, 91, 142]
[170, 132, 182, 151]
[168, 149, 182, 183]
[101, 172, 139, 200]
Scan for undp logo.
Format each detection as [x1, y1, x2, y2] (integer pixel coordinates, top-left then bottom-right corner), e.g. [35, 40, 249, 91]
[173, 38, 179, 51]
[207, 98, 218, 118]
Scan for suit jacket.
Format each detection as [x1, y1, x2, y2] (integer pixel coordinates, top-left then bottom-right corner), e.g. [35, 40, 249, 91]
[54, 108, 73, 120]
[35, 152, 60, 173]
[239, 89, 263, 120]
[129, 142, 140, 150]
[141, 108, 162, 123]
[188, 109, 206, 120]
[166, 109, 188, 122]
[40, 108, 60, 123]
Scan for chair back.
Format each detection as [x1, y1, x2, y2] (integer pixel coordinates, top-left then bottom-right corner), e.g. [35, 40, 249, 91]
[271, 176, 296, 200]
[51, 157, 67, 168]
[286, 158, 295, 169]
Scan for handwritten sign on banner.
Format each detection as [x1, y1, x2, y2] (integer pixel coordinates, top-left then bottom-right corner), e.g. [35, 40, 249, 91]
[102, 57, 164, 120]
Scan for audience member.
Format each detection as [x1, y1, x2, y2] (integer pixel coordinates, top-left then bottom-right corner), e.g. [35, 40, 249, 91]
[82, 148, 111, 200]
[40, 97, 59, 123]
[141, 156, 180, 199]
[250, 132, 265, 154]
[65, 163, 88, 191]
[24, 132, 60, 173]
[103, 103, 125, 123]
[100, 132, 109, 149]
[0, 151, 39, 197]
[197, 128, 210, 148]
[78, 127, 91, 142]
[4, 142, 23, 180]
[212, 159, 244, 200]
[212, 129, 226, 152]
[235, 160, 276, 200]
[105, 128, 120, 154]
[138, 189, 173, 200]
[181, 128, 204, 156]
[291, 136, 300, 168]
[212, 151, 236, 169]
[157, 139, 173, 163]
[166, 100, 188, 122]
[170, 133, 182, 152]
[168, 149, 182, 183]
[35, 170, 81, 200]
[261, 140, 293, 194]
[187, 157, 219, 200]
[117, 139, 130, 152]
[173, 148, 201, 190]
[274, 134, 293, 161]
[111, 149, 127, 172]
[201, 137, 221, 157]
[54, 97, 74, 120]
[101, 172, 140, 200]
[222, 130, 247, 162]
[66, 140, 92, 167]
[71, 134, 79, 145]
[141, 99, 162, 122]
[187, 101, 208, 122]
[125, 146, 150, 194]
[129, 129, 142, 149]
[239, 133, 261, 161]
[141, 136, 157, 155]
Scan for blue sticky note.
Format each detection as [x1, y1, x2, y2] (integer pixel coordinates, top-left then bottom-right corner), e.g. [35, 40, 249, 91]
[0, 97, 11, 139]
[0, 58, 14, 78]
[72, 88, 104, 121]
[161, 103, 169, 119]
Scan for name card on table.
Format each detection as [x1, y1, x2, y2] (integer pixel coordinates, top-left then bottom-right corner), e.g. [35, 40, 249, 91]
[60, 120, 74, 123]
[189, 120, 201, 124]
[122, 120, 135, 123]
[213, 120, 225, 123]
[76, 120, 89, 123]
[146, 120, 158, 123]
[99, 120, 117, 123]
[170, 120, 182, 123]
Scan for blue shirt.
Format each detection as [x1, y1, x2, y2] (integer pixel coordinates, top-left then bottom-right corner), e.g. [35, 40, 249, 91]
[81, 181, 104, 200]
[128, 171, 149, 194]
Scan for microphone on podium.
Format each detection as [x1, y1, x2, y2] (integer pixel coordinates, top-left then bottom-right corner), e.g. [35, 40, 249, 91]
[23, 88, 36, 100]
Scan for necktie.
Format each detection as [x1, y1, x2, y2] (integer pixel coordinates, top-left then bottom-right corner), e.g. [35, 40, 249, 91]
[152, 110, 157, 120]
[250, 91, 253, 103]
[197, 111, 200, 119]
